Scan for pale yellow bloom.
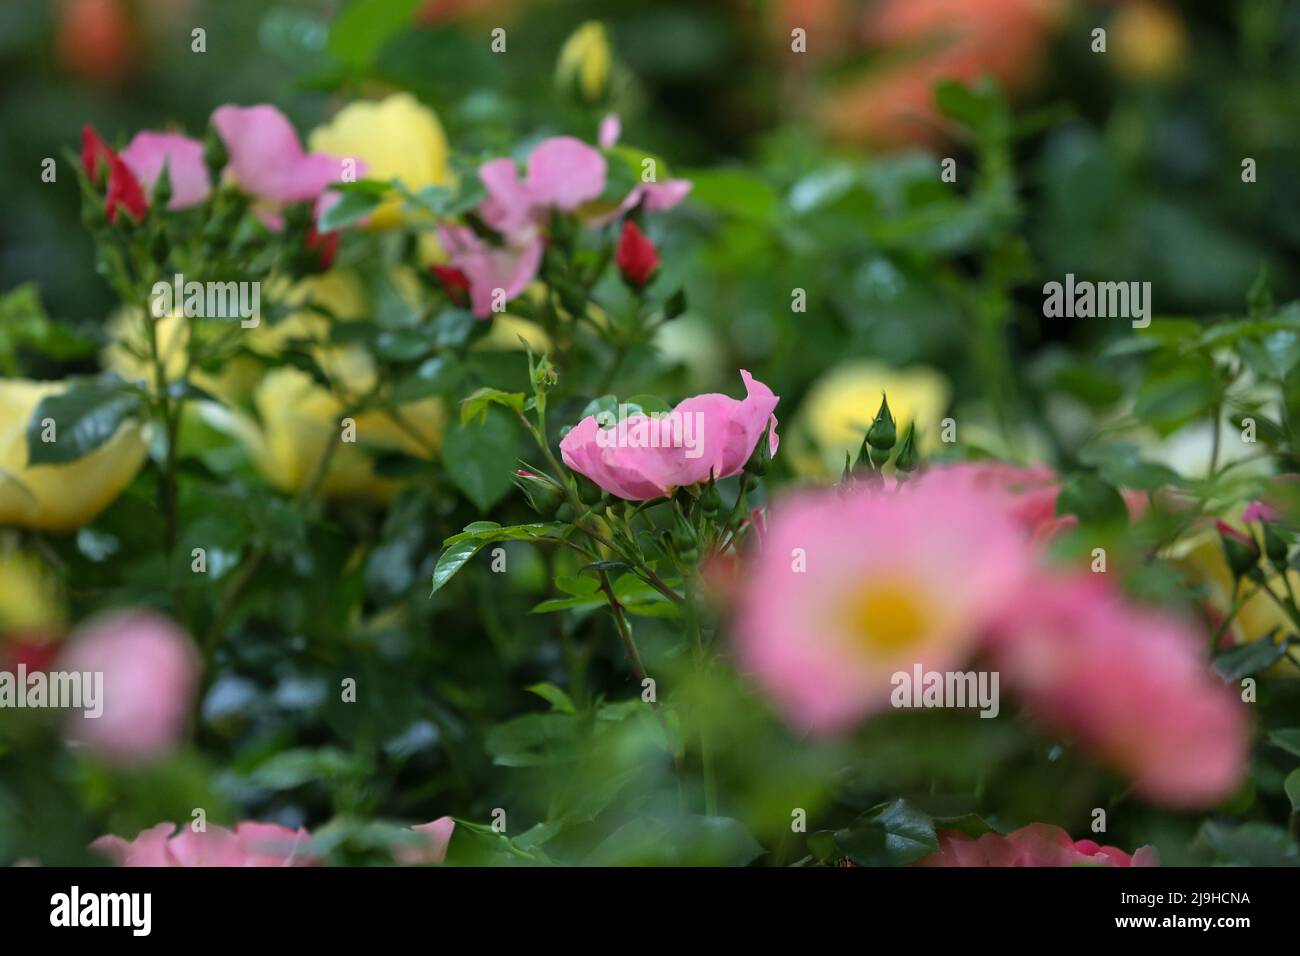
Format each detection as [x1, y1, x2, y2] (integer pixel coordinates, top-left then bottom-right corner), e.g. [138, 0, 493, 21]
[474, 314, 553, 354]
[788, 359, 951, 479]
[308, 93, 451, 230]
[556, 21, 612, 103]
[1169, 525, 1298, 676]
[0, 379, 148, 532]
[1113, 1, 1187, 83]
[211, 367, 445, 505]
[0, 546, 65, 633]
[102, 309, 261, 404]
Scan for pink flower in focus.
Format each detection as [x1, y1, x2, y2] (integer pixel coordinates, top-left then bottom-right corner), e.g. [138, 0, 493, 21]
[120, 131, 211, 210]
[59, 611, 199, 766]
[393, 817, 456, 865]
[436, 223, 544, 318]
[916, 823, 1158, 867]
[560, 370, 780, 501]
[732, 468, 1033, 734]
[479, 136, 607, 235]
[210, 104, 357, 229]
[990, 575, 1248, 808]
[93, 822, 315, 867]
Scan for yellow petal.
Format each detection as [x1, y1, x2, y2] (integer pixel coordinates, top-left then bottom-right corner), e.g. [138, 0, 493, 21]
[0, 546, 65, 633]
[789, 359, 951, 479]
[0, 379, 147, 532]
[308, 93, 451, 230]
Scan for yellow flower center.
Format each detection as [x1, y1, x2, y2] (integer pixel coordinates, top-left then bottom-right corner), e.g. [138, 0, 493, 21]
[842, 580, 930, 657]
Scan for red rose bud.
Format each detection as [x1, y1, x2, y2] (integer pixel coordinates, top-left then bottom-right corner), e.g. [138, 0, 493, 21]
[81, 124, 114, 183]
[105, 151, 147, 223]
[306, 225, 339, 271]
[431, 265, 471, 307]
[615, 220, 659, 288]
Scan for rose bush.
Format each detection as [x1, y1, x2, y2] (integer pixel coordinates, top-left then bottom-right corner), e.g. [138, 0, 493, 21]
[1, 3, 1299, 870]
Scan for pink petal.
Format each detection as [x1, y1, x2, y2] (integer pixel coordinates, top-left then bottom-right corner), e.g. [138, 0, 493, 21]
[598, 114, 622, 150]
[641, 179, 692, 211]
[394, 817, 456, 865]
[120, 131, 212, 210]
[479, 157, 537, 234]
[525, 136, 607, 211]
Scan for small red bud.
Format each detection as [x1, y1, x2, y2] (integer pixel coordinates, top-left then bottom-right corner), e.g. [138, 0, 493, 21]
[105, 151, 147, 224]
[431, 264, 471, 307]
[615, 220, 659, 288]
[306, 225, 339, 271]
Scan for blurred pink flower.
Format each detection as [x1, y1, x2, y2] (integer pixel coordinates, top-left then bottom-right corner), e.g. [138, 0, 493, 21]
[560, 370, 780, 501]
[60, 611, 198, 766]
[436, 223, 543, 318]
[479, 136, 607, 235]
[210, 104, 357, 229]
[1242, 500, 1281, 524]
[598, 114, 622, 150]
[120, 131, 211, 210]
[93, 822, 315, 867]
[732, 467, 1032, 733]
[589, 115, 691, 226]
[916, 823, 1159, 867]
[989, 575, 1249, 808]
[924, 462, 1148, 544]
[393, 817, 456, 864]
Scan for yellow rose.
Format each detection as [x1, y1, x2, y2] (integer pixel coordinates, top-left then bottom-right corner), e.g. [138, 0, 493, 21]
[474, 314, 553, 354]
[308, 93, 451, 230]
[0, 379, 148, 532]
[556, 21, 612, 104]
[788, 359, 951, 479]
[0, 546, 65, 633]
[102, 309, 261, 404]
[1113, 1, 1187, 84]
[1169, 524, 1298, 676]
[246, 270, 383, 400]
[210, 367, 445, 504]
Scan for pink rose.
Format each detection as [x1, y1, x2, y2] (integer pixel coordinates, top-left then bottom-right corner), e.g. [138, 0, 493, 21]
[93, 822, 315, 867]
[119, 131, 211, 210]
[732, 467, 1033, 733]
[559, 370, 780, 501]
[479, 136, 607, 235]
[990, 575, 1249, 807]
[916, 823, 1159, 867]
[437, 223, 544, 319]
[589, 114, 692, 226]
[393, 817, 456, 865]
[927, 462, 1148, 544]
[210, 104, 358, 229]
[60, 611, 199, 766]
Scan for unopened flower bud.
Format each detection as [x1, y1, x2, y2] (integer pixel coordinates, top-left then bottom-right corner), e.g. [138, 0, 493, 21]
[1217, 521, 1261, 579]
[514, 469, 564, 517]
[865, 394, 896, 451]
[893, 422, 919, 472]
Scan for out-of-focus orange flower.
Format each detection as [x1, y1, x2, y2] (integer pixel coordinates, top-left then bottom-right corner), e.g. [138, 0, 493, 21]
[829, 0, 1066, 146]
[773, 0, 1067, 147]
[57, 0, 138, 85]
